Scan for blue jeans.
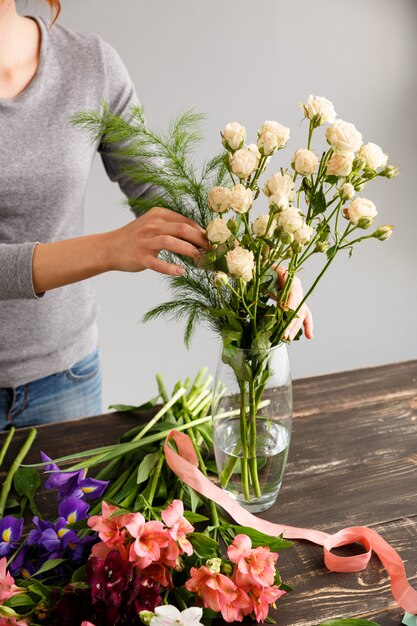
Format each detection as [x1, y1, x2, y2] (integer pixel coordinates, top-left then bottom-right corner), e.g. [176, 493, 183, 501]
[0, 347, 102, 431]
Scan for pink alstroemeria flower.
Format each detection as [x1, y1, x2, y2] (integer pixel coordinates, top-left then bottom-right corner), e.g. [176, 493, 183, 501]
[161, 499, 194, 556]
[0, 557, 24, 604]
[126, 515, 169, 569]
[87, 501, 136, 548]
[250, 585, 285, 622]
[219, 585, 252, 622]
[0, 617, 29, 625]
[81, 622, 96, 626]
[227, 534, 278, 587]
[185, 565, 237, 613]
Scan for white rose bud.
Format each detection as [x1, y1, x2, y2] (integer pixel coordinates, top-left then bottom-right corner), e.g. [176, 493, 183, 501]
[373, 225, 393, 241]
[292, 148, 319, 176]
[345, 197, 377, 228]
[229, 184, 253, 214]
[301, 95, 337, 125]
[206, 218, 232, 244]
[278, 208, 304, 234]
[326, 152, 354, 177]
[228, 145, 260, 179]
[225, 246, 255, 282]
[252, 214, 278, 238]
[264, 171, 295, 198]
[257, 120, 290, 155]
[358, 143, 388, 170]
[213, 271, 229, 286]
[340, 183, 356, 201]
[326, 120, 363, 154]
[293, 224, 314, 245]
[221, 121, 246, 151]
[208, 186, 231, 213]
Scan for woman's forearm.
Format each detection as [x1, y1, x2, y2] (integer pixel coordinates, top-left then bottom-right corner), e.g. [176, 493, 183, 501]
[32, 232, 113, 294]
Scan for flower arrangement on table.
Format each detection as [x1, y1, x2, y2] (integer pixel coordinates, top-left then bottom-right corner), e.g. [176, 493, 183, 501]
[71, 94, 397, 512]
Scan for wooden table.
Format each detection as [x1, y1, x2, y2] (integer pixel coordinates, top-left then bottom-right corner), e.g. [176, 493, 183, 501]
[1, 360, 416, 625]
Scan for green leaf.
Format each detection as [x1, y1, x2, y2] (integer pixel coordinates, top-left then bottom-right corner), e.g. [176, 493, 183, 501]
[32, 558, 66, 577]
[252, 331, 272, 351]
[189, 532, 220, 559]
[4, 594, 34, 608]
[322, 620, 380, 626]
[108, 397, 158, 412]
[183, 511, 209, 523]
[264, 617, 277, 624]
[310, 186, 327, 216]
[224, 525, 293, 550]
[71, 565, 87, 583]
[325, 175, 340, 185]
[186, 484, 201, 513]
[136, 451, 161, 485]
[26, 579, 53, 601]
[222, 344, 252, 382]
[13, 467, 41, 500]
[326, 245, 338, 260]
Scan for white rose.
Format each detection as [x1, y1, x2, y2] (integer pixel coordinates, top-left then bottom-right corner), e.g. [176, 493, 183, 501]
[225, 246, 255, 282]
[358, 143, 388, 170]
[206, 218, 232, 244]
[229, 184, 253, 214]
[252, 214, 278, 238]
[213, 271, 229, 286]
[292, 148, 319, 175]
[228, 145, 260, 179]
[293, 224, 314, 245]
[340, 183, 355, 201]
[221, 121, 246, 151]
[326, 120, 363, 154]
[208, 186, 231, 213]
[302, 95, 337, 125]
[345, 197, 377, 227]
[264, 171, 295, 197]
[326, 152, 354, 177]
[257, 120, 290, 154]
[278, 208, 304, 234]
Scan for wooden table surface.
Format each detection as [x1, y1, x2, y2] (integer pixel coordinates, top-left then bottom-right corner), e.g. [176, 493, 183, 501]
[1, 360, 416, 625]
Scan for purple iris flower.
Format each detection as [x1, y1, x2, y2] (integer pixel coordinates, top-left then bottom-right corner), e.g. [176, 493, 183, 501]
[58, 496, 90, 525]
[0, 516, 23, 557]
[41, 452, 109, 501]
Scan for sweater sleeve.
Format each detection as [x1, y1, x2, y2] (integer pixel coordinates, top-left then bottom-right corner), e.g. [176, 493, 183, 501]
[98, 39, 166, 214]
[0, 242, 44, 301]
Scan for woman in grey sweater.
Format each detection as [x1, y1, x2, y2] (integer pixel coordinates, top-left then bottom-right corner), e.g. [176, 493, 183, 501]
[0, 0, 312, 430]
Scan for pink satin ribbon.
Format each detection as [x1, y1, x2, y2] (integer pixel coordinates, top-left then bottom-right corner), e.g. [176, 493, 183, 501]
[164, 430, 417, 614]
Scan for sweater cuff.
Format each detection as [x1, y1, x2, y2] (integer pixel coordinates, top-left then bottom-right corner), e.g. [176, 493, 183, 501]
[18, 242, 45, 300]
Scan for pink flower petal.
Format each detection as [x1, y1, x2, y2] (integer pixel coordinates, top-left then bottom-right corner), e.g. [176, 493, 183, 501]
[227, 534, 252, 563]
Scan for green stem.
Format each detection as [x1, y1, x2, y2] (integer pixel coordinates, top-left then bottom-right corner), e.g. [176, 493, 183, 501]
[131, 387, 186, 442]
[0, 428, 37, 517]
[147, 452, 164, 507]
[238, 381, 250, 502]
[248, 380, 261, 498]
[0, 427, 15, 469]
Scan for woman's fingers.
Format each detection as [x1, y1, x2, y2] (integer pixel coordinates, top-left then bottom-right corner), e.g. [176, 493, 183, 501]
[153, 235, 200, 260]
[145, 256, 185, 276]
[162, 222, 210, 250]
[303, 305, 314, 339]
[283, 304, 314, 341]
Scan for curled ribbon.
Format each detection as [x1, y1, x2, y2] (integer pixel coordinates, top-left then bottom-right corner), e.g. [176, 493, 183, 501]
[164, 430, 417, 615]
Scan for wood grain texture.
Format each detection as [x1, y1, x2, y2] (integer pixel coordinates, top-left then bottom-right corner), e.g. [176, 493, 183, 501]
[1, 360, 416, 625]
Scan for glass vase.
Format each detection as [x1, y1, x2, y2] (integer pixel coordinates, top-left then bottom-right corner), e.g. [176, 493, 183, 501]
[212, 343, 292, 513]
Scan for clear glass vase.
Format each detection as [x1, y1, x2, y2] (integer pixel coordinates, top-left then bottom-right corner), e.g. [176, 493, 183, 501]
[212, 343, 292, 513]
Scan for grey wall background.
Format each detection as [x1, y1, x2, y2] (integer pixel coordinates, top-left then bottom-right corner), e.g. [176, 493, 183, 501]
[22, 0, 417, 409]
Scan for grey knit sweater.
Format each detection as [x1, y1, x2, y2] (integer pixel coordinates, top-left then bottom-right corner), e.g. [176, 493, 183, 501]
[0, 15, 152, 387]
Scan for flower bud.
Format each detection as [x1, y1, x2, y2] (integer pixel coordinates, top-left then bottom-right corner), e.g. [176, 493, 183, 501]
[353, 180, 366, 191]
[373, 225, 393, 241]
[227, 217, 239, 235]
[357, 216, 374, 229]
[221, 122, 246, 151]
[291, 241, 303, 254]
[213, 271, 229, 286]
[139, 611, 154, 626]
[206, 558, 222, 574]
[315, 241, 330, 253]
[380, 165, 399, 179]
[280, 231, 294, 245]
[175, 557, 185, 572]
[340, 183, 355, 201]
[352, 156, 366, 171]
[221, 562, 233, 575]
[206, 218, 232, 244]
[205, 250, 217, 264]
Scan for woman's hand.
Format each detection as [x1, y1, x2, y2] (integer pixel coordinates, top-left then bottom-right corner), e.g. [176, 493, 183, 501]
[272, 266, 314, 341]
[106, 206, 210, 275]
[32, 206, 209, 294]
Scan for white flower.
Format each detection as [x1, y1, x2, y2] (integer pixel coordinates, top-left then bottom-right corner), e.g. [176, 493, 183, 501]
[374, 225, 393, 241]
[292, 148, 319, 175]
[345, 197, 377, 227]
[252, 214, 278, 238]
[293, 224, 314, 245]
[150, 605, 204, 626]
[257, 120, 290, 155]
[206, 218, 231, 244]
[264, 171, 295, 198]
[326, 152, 354, 177]
[226, 246, 255, 282]
[358, 142, 388, 170]
[301, 95, 337, 125]
[208, 186, 231, 213]
[213, 271, 229, 286]
[221, 121, 246, 151]
[229, 184, 253, 214]
[326, 120, 363, 154]
[278, 208, 304, 234]
[228, 145, 260, 179]
[340, 183, 355, 201]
